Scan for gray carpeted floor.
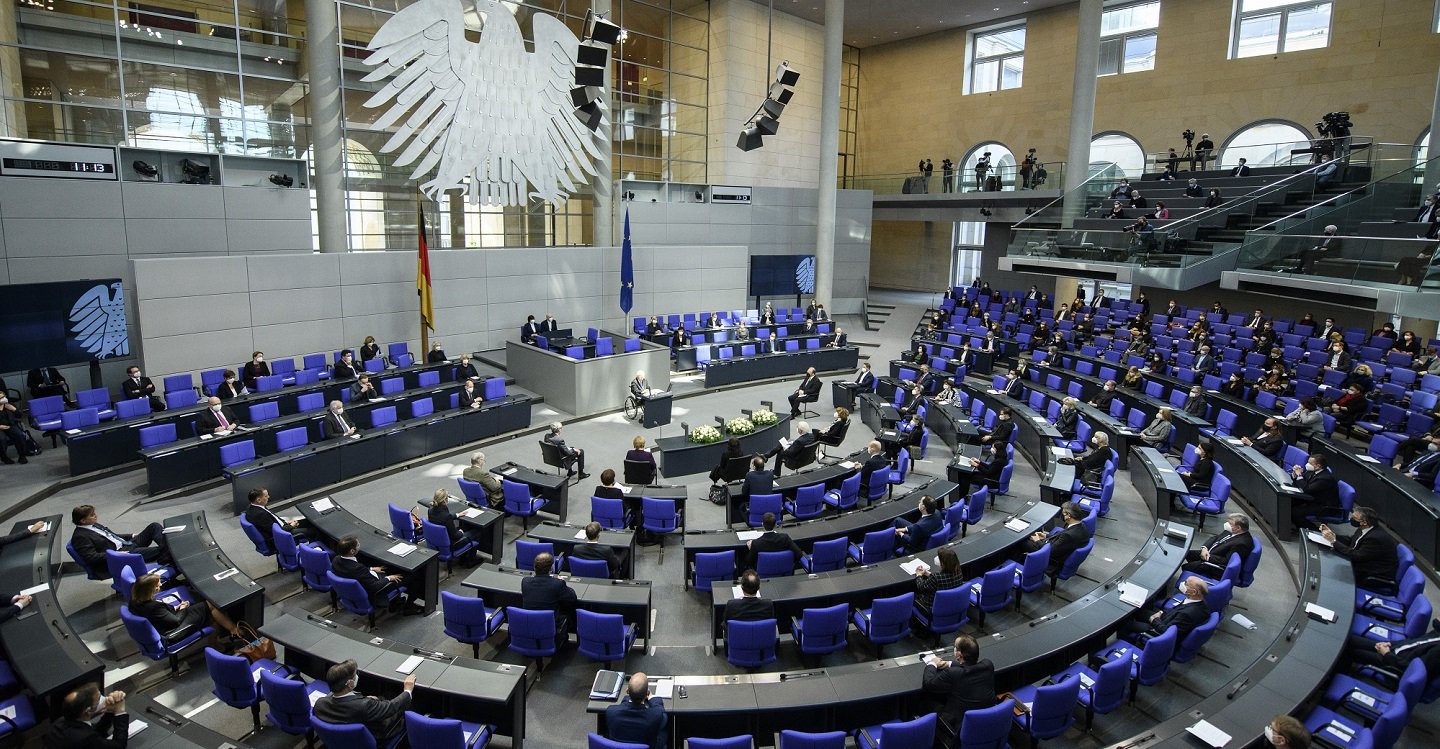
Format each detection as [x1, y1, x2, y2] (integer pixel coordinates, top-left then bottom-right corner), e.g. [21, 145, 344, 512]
[7, 290, 1437, 748]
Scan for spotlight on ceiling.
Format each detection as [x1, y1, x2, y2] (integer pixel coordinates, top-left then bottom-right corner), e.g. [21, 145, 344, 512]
[736, 125, 764, 152]
[131, 160, 158, 179]
[268, 172, 294, 187]
[179, 158, 210, 185]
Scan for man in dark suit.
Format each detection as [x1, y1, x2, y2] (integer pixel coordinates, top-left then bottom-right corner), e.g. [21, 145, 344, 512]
[522, 315, 541, 343]
[332, 350, 358, 380]
[897, 386, 925, 419]
[1289, 453, 1340, 530]
[121, 366, 164, 412]
[858, 440, 890, 501]
[723, 570, 775, 625]
[324, 401, 359, 439]
[1241, 418, 1285, 461]
[921, 634, 996, 735]
[997, 369, 1024, 399]
[1192, 346, 1217, 375]
[544, 422, 588, 479]
[1183, 513, 1253, 578]
[27, 366, 72, 404]
[914, 364, 942, 394]
[571, 522, 625, 579]
[45, 684, 128, 749]
[767, 421, 818, 477]
[521, 552, 577, 634]
[893, 495, 943, 553]
[195, 396, 240, 435]
[350, 373, 381, 403]
[837, 362, 875, 408]
[69, 504, 170, 573]
[788, 367, 821, 417]
[244, 487, 311, 548]
[540, 314, 559, 334]
[979, 407, 1015, 446]
[1230, 158, 1251, 177]
[605, 673, 668, 749]
[331, 535, 417, 613]
[1019, 502, 1090, 575]
[458, 379, 483, 410]
[312, 659, 414, 748]
[829, 327, 848, 348]
[1346, 623, 1440, 673]
[1402, 446, 1440, 487]
[1244, 309, 1266, 329]
[1321, 506, 1399, 592]
[746, 512, 802, 570]
[1089, 380, 1118, 411]
[742, 456, 775, 498]
[1120, 576, 1211, 640]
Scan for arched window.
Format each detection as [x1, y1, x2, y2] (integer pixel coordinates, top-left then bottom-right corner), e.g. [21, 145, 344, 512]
[1418, 127, 1431, 165]
[1219, 121, 1311, 168]
[961, 142, 1016, 191]
[1089, 132, 1145, 180]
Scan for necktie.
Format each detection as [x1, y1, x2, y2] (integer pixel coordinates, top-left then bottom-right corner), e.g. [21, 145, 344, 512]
[217, 410, 230, 430]
[42, 370, 52, 386]
[1407, 453, 1437, 472]
[92, 524, 124, 549]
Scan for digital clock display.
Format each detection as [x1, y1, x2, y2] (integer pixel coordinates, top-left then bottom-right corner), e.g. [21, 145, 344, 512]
[0, 140, 119, 180]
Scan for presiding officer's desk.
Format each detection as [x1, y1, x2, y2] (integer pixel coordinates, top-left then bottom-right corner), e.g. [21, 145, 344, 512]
[0, 516, 104, 699]
[128, 694, 257, 749]
[1211, 434, 1303, 542]
[597, 519, 1190, 746]
[140, 376, 464, 496]
[524, 521, 637, 579]
[1037, 358, 1208, 449]
[656, 415, 792, 478]
[723, 460, 861, 527]
[1311, 436, 1440, 566]
[298, 497, 441, 615]
[1106, 537, 1354, 749]
[492, 461, 572, 524]
[460, 565, 654, 647]
[225, 394, 532, 512]
[702, 346, 859, 388]
[162, 511, 266, 626]
[705, 499, 1056, 649]
[65, 359, 456, 476]
[262, 612, 528, 747]
[682, 478, 957, 588]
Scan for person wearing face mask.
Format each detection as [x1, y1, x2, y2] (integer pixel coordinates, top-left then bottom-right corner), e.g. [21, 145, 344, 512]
[312, 659, 416, 748]
[45, 683, 129, 749]
[454, 353, 480, 380]
[1181, 386, 1208, 418]
[0, 394, 28, 465]
[121, 366, 164, 412]
[1182, 513, 1254, 578]
[1060, 432, 1111, 486]
[897, 386, 925, 420]
[1176, 441, 1214, 491]
[1090, 380, 1118, 411]
[427, 341, 448, 363]
[1391, 330, 1421, 356]
[333, 349, 358, 380]
[1257, 364, 1288, 396]
[1288, 453, 1340, 533]
[240, 351, 270, 390]
[1320, 506, 1399, 591]
[979, 407, 1015, 446]
[1138, 408, 1174, 449]
[214, 369, 246, 401]
[1400, 439, 1440, 487]
[1220, 371, 1249, 400]
[195, 396, 240, 435]
[997, 369, 1024, 399]
[1241, 418, 1285, 461]
[1053, 397, 1079, 439]
[1284, 398, 1324, 441]
[1321, 342, 1352, 372]
[350, 373, 381, 403]
[359, 335, 381, 362]
[324, 400, 359, 439]
[1327, 384, 1368, 435]
[458, 379, 483, 410]
[1263, 717, 1313, 749]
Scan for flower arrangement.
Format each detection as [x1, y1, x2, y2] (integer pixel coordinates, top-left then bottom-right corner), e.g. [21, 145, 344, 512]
[688, 425, 723, 444]
[725, 417, 755, 436]
[750, 408, 779, 427]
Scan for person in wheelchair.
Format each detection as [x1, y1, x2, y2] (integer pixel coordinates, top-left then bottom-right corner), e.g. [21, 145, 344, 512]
[630, 371, 651, 403]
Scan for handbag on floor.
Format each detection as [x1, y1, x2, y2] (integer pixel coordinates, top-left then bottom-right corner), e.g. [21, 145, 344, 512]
[235, 621, 275, 662]
[707, 484, 729, 505]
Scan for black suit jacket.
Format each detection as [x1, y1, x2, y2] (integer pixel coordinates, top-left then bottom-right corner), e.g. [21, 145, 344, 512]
[1294, 469, 1339, 508]
[312, 691, 411, 745]
[520, 574, 577, 614]
[70, 525, 130, 574]
[1231, 165, 1251, 177]
[860, 452, 891, 493]
[1201, 530, 1253, 568]
[43, 714, 129, 749]
[540, 319, 559, 333]
[245, 504, 286, 547]
[332, 360, 358, 380]
[459, 387, 482, 408]
[121, 377, 156, 401]
[743, 469, 775, 497]
[1183, 457, 1215, 490]
[241, 361, 270, 389]
[324, 411, 357, 438]
[1334, 527, 1399, 589]
[1043, 522, 1091, 575]
[350, 382, 380, 403]
[780, 432, 818, 466]
[605, 698, 668, 749]
[332, 555, 392, 602]
[723, 596, 775, 623]
[922, 659, 996, 731]
[747, 531, 802, 570]
[1152, 600, 1210, 638]
[1054, 409, 1078, 438]
[27, 367, 67, 393]
[427, 503, 465, 545]
[1091, 390, 1116, 411]
[522, 322, 541, 342]
[1405, 451, 1440, 486]
[571, 542, 623, 578]
[214, 381, 246, 401]
[1250, 432, 1284, 460]
[986, 420, 1015, 445]
[796, 376, 821, 399]
[195, 406, 239, 434]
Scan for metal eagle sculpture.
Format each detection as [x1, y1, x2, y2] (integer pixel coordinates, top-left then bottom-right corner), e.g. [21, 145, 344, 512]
[363, 0, 606, 207]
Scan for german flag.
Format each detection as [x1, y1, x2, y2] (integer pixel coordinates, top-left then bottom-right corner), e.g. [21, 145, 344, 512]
[416, 201, 434, 332]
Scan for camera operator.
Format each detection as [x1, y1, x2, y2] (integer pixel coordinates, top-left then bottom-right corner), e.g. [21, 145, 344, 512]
[974, 152, 992, 191]
[1122, 215, 1156, 258]
[1194, 132, 1215, 169]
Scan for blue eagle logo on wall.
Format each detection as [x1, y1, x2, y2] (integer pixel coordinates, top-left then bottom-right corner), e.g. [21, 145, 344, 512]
[69, 282, 129, 359]
[795, 256, 816, 294]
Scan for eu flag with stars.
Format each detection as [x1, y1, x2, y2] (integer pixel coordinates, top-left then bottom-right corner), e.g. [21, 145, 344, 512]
[620, 208, 634, 314]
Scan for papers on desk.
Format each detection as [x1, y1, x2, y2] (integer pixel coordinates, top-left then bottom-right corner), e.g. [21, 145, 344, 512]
[1118, 581, 1149, 608]
[736, 531, 762, 541]
[1232, 613, 1258, 631]
[1031, 416, 1048, 423]
[65, 429, 81, 435]
[840, 461, 856, 469]
[308, 690, 325, 707]
[1306, 531, 1335, 548]
[311, 498, 336, 513]
[1357, 455, 1381, 464]
[651, 679, 674, 699]
[899, 559, 930, 575]
[35, 521, 50, 534]
[1280, 485, 1304, 493]
[395, 655, 424, 674]
[127, 720, 149, 737]
[986, 389, 1002, 395]
[731, 585, 745, 599]
[213, 568, 240, 581]
[619, 485, 633, 495]
[1223, 437, 1244, 445]
[459, 508, 482, 519]
[198, 434, 213, 441]
[388, 542, 418, 557]
[1305, 602, 1339, 623]
[500, 467, 518, 476]
[19, 582, 47, 597]
[574, 530, 588, 540]
[1185, 719, 1232, 747]
[162, 525, 186, 534]
[1005, 517, 1030, 533]
[1119, 429, 1139, 436]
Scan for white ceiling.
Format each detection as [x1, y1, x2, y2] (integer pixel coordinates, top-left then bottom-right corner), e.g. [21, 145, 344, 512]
[748, 0, 1078, 48]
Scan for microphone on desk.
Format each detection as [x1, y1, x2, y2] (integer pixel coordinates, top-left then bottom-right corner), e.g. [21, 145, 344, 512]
[50, 619, 70, 639]
[306, 613, 338, 628]
[1286, 624, 1301, 642]
[144, 705, 184, 727]
[1116, 733, 1157, 749]
[413, 647, 449, 660]
[1227, 678, 1250, 699]
[1028, 613, 1058, 627]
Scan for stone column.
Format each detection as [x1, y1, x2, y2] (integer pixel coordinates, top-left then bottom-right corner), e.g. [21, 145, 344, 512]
[1425, 63, 1440, 193]
[814, 0, 843, 306]
[303, 0, 346, 252]
[1060, 0, 1103, 227]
